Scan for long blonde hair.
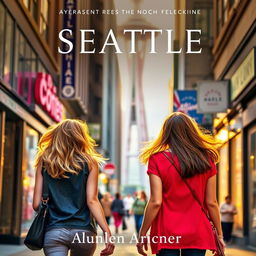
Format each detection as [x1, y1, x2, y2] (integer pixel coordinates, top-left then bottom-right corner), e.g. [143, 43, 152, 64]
[140, 112, 220, 178]
[34, 119, 105, 178]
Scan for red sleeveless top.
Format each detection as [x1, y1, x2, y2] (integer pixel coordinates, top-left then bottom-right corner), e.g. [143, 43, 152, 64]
[147, 151, 217, 254]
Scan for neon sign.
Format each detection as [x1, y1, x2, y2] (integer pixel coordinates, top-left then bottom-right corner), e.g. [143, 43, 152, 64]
[35, 73, 63, 122]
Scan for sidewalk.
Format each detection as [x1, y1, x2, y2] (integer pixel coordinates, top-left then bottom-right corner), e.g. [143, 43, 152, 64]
[1, 218, 255, 256]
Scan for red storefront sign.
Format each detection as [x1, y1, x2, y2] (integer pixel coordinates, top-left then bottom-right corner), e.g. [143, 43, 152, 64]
[35, 73, 63, 122]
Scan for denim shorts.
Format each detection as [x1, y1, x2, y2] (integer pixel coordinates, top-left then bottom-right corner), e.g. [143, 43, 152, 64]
[43, 228, 96, 256]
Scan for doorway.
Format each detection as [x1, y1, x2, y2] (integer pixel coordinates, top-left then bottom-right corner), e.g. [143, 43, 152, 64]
[248, 124, 256, 246]
[0, 111, 22, 238]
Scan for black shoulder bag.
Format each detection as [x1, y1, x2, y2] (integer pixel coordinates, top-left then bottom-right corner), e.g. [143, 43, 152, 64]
[163, 151, 225, 256]
[24, 167, 49, 250]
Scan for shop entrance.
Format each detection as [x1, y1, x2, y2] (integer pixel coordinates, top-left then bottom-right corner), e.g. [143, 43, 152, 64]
[248, 124, 256, 247]
[0, 110, 22, 240]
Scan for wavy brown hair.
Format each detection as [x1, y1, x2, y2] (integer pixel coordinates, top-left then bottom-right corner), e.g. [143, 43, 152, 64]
[140, 112, 220, 178]
[34, 119, 105, 178]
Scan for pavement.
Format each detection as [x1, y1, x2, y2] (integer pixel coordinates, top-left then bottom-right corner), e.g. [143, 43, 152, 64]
[0, 217, 255, 256]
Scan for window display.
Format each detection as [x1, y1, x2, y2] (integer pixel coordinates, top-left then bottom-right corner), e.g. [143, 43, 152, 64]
[231, 133, 243, 235]
[21, 126, 39, 236]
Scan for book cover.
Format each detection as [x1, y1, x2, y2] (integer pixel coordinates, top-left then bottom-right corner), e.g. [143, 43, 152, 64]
[0, 0, 255, 255]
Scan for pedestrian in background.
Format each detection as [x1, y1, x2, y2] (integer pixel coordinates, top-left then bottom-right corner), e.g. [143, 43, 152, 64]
[33, 119, 114, 256]
[123, 194, 134, 219]
[132, 191, 147, 234]
[137, 112, 224, 256]
[101, 192, 112, 225]
[111, 193, 124, 234]
[220, 195, 237, 243]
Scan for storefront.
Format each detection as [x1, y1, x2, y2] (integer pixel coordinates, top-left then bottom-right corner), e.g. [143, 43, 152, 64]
[214, 46, 256, 247]
[0, 1, 63, 243]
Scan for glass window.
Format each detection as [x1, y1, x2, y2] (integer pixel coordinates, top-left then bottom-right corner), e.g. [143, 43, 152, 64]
[194, 7, 213, 40]
[14, 30, 26, 92]
[231, 134, 243, 235]
[0, 118, 22, 236]
[21, 126, 39, 236]
[218, 143, 229, 204]
[14, 29, 38, 104]
[3, 13, 14, 84]
[249, 128, 256, 232]
[40, 0, 49, 40]
[0, 3, 4, 79]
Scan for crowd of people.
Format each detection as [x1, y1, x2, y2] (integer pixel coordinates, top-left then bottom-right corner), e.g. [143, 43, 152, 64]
[100, 190, 238, 244]
[99, 191, 148, 235]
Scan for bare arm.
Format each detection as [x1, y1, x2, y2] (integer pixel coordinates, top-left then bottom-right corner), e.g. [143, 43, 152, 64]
[205, 175, 223, 237]
[137, 174, 162, 256]
[32, 161, 43, 211]
[86, 164, 114, 255]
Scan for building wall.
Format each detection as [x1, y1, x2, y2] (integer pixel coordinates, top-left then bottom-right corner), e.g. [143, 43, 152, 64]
[212, 0, 256, 80]
[87, 0, 104, 126]
[101, 0, 121, 193]
[212, 0, 256, 247]
[0, 0, 63, 243]
[185, 0, 214, 89]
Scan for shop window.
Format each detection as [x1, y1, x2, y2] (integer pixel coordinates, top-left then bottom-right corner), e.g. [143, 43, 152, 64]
[21, 126, 39, 236]
[0, 2, 4, 79]
[249, 128, 256, 233]
[0, 116, 22, 236]
[3, 13, 14, 85]
[40, 0, 49, 41]
[231, 134, 243, 235]
[218, 143, 229, 204]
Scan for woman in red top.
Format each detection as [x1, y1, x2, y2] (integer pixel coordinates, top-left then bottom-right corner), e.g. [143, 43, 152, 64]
[137, 112, 225, 256]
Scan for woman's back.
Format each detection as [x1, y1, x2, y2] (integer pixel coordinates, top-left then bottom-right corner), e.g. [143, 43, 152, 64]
[44, 163, 95, 232]
[32, 119, 115, 256]
[147, 151, 216, 252]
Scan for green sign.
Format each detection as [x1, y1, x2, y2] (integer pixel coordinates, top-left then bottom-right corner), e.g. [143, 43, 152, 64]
[231, 48, 255, 100]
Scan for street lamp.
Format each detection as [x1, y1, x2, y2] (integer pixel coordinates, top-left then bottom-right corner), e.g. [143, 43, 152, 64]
[118, 0, 159, 188]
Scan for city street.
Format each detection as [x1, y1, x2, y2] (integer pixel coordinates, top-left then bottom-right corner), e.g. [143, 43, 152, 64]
[0, 0, 256, 254]
[0, 217, 255, 256]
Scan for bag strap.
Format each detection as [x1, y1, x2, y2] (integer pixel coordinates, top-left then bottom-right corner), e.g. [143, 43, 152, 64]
[162, 151, 211, 222]
[42, 164, 49, 204]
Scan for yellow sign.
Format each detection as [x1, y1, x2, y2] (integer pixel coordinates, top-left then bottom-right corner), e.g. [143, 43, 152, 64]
[231, 48, 255, 100]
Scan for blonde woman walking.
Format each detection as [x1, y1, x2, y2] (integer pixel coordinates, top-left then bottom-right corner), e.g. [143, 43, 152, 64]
[33, 119, 115, 256]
